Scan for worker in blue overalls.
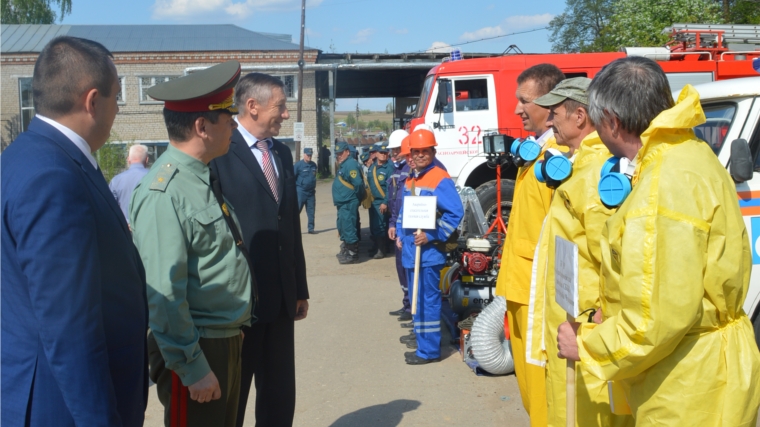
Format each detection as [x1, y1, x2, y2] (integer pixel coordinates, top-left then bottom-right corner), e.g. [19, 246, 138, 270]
[367, 142, 394, 259]
[397, 129, 464, 364]
[294, 147, 317, 234]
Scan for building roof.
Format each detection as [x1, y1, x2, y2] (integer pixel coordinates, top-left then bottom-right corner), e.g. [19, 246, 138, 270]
[1, 24, 312, 54]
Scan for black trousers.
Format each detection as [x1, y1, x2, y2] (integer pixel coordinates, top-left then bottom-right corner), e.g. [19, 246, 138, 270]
[236, 302, 296, 427]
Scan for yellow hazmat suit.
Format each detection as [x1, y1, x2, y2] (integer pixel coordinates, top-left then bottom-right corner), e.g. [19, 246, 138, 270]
[578, 85, 760, 426]
[496, 130, 559, 426]
[526, 131, 633, 427]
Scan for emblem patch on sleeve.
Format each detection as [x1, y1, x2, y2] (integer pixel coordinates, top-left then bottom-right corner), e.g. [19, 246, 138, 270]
[350, 170, 358, 178]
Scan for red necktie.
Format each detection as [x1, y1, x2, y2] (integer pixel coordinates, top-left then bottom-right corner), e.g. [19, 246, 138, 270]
[257, 139, 279, 203]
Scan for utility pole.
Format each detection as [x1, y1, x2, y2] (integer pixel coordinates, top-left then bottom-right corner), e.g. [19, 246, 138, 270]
[356, 102, 361, 149]
[295, 0, 306, 161]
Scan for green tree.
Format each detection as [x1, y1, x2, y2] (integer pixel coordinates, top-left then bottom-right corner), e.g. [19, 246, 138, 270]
[607, 0, 722, 48]
[360, 109, 371, 115]
[385, 102, 393, 114]
[549, 0, 754, 52]
[722, 0, 760, 24]
[346, 113, 356, 127]
[318, 98, 330, 144]
[1, 0, 72, 24]
[548, 0, 616, 52]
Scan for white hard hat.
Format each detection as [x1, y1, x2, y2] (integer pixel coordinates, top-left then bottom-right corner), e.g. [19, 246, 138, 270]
[387, 129, 409, 149]
[414, 123, 434, 133]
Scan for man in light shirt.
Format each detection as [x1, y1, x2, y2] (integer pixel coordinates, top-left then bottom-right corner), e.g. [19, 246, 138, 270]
[109, 144, 149, 223]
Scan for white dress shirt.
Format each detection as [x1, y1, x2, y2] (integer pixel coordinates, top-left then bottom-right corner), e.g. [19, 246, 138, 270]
[535, 127, 555, 148]
[235, 117, 279, 176]
[36, 115, 99, 169]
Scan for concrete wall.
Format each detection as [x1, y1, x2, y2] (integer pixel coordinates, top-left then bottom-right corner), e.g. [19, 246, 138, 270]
[0, 51, 319, 159]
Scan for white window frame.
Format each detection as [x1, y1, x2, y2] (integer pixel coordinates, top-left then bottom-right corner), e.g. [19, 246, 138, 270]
[272, 74, 298, 101]
[139, 75, 180, 104]
[117, 76, 126, 105]
[18, 77, 35, 132]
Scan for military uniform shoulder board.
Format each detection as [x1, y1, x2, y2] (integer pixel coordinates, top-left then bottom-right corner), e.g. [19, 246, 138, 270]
[150, 163, 178, 192]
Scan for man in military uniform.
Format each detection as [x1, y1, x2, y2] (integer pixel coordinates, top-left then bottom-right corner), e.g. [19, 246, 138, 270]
[367, 142, 394, 259]
[130, 61, 253, 427]
[360, 151, 372, 175]
[294, 147, 317, 234]
[348, 144, 362, 242]
[332, 141, 365, 264]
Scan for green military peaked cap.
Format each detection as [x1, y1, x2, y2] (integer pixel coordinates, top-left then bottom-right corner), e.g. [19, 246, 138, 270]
[147, 60, 241, 114]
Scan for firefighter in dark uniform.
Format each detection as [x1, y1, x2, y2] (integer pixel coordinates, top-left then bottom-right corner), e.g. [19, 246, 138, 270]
[367, 142, 394, 259]
[332, 141, 365, 264]
[294, 147, 317, 234]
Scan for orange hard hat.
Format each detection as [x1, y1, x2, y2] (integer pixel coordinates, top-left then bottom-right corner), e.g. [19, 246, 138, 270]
[408, 129, 437, 150]
[399, 135, 411, 156]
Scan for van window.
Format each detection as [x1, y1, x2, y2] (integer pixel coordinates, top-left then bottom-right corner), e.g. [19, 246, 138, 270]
[454, 79, 489, 112]
[414, 75, 435, 119]
[694, 103, 736, 155]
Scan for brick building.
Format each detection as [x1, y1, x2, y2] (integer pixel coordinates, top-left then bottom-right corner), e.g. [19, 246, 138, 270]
[1, 24, 320, 162]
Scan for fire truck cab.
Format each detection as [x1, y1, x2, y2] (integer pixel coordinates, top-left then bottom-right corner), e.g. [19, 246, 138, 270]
[408, 25, 760, 225]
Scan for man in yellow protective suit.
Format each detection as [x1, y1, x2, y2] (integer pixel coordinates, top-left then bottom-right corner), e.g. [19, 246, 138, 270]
[557, 57, 760, 426]
[495, 63, 565, 426]
[526, 77, 633, 427]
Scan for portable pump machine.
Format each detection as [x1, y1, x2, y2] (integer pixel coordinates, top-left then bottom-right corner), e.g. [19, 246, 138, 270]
[447, 236, 502, 317]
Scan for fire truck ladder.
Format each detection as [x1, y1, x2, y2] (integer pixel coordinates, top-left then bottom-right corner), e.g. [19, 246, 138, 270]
[664, 23, 760, 58]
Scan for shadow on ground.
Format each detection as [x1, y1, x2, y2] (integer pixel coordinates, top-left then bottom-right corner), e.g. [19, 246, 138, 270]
[328, 399, 421, 427]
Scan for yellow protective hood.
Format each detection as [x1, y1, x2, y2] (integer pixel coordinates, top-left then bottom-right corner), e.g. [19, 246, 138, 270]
[633, 85, 706, 183]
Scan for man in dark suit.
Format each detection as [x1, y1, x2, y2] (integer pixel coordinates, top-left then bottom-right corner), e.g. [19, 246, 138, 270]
[210, 73, 309, 427]
[1, 36, 148, 426]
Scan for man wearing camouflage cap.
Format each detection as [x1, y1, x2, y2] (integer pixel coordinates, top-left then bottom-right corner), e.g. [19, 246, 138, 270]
[130, 61, 253, 427]
[526, 78, 633, 426]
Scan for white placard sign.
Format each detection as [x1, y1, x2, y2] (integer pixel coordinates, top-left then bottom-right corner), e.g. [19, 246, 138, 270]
[402, 196, 437, 230]
[554, 236, 579, 318]
[293, 122, 305, 141]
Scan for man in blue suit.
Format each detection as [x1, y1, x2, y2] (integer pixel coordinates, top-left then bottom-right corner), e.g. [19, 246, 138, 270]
[1, 36, 149, 426]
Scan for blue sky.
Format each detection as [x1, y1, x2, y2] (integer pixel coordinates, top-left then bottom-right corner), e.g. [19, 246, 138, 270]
[61, 0, 567, 110]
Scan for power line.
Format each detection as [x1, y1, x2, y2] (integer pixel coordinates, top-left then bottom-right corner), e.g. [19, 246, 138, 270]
[413, 26, 550, 53]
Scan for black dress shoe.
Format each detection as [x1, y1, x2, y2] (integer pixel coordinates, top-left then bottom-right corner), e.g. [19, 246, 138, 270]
[397, 312, 413, 322]
[404, 351, 417, 359]
[308, 230, 317, 234]
[400, 322, 414, 328]
[405, 340, 418, 349]
[388, 308, 406, 316]
[399, 333, 416, 343]
[405, 354, 439, 365]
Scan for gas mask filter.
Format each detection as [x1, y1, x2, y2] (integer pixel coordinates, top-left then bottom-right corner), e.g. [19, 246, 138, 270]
[535, 149, 573, 189]
[510, 136, 541, 167]
[598, 156, 635, 208]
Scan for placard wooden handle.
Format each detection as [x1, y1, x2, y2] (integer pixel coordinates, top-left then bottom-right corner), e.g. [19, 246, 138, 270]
[411, 229, 422, 315]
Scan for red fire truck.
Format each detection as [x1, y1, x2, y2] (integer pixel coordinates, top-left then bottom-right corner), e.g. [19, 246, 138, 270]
[407, 24, 760, 222]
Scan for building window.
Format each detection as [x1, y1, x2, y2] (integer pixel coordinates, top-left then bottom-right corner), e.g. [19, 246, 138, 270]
[117, 76, 126, 104]
[274, 75, 297, 100]
[18, 77, 35, 132]
[139, 76, 179, 103]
